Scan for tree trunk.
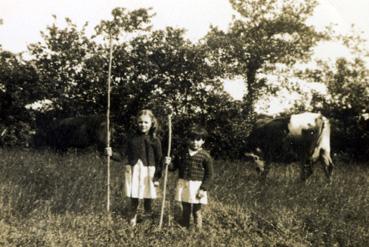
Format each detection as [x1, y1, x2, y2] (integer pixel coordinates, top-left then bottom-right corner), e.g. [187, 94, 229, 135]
[243, 58, 260, 119]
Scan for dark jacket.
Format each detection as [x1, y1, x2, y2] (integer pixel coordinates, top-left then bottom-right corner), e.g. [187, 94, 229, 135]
[110, 133, 163, 180]
[170, 149, 213, 191]
[127, 133, 163, 180]
[127, 134, 162, 166]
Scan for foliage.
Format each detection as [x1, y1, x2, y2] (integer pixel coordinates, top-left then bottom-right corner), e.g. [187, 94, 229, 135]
[94, 7, 153, 39]
[206, 99, 253, 159]
[0, 51, 41, 146]
[204, 0, 329, 115]
[110, 27, 224, 123]
[0, 51, 40, 116]
[0, 121, 33, 147]
[1, 3, 369, 160]
[27, 8, 154, 119]
[25, 8, 234, 154]
[299, 55, 369, 159]
[28, 17, 105, 116]
[1, 150, 369, 246]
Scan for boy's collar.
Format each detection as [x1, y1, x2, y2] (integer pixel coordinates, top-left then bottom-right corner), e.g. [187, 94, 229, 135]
[188, 148, 202, 156]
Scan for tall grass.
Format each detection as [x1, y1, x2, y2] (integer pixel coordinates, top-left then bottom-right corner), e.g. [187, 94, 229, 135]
[0, 149, 368, 246]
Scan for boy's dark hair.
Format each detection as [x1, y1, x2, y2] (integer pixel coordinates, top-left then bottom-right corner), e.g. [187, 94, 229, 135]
[188, 125, 208, 140]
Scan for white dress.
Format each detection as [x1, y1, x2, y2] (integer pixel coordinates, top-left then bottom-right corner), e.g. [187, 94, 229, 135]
[124, 159, 159, 199]
[174, 150, 208, 204]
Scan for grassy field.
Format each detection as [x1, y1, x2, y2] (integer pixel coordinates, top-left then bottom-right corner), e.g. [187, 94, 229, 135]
[0, 149, 369, 246]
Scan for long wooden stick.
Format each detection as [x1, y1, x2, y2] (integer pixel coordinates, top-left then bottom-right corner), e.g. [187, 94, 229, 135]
[159, 113, 172, 229]
[106, 32, 113, 213]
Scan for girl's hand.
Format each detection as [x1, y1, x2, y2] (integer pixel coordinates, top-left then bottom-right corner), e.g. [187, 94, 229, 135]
[164, 156, 172, 166]
[196, 189, 206, 199]
[105, 147, 113, 157]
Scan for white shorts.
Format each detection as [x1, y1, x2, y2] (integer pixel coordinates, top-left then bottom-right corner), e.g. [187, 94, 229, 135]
[175, 178, 208, 204]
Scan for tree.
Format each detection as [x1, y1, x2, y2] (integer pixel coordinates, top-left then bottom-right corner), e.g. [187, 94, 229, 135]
[300, 56, 369, 159]
[298, 25, 369, 159]
[28, 17, 101, 116]
[0, 51, 40, 146]
[0, 18, 3, 50]
[28, 8, 154, 118]
[101, 25, 230, 147]
[205, 0, 328, 116]
[94, 7, 154, 125]
[123, 27, 225, 116]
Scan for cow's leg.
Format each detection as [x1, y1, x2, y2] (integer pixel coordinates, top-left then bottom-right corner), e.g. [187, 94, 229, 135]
[260, 159, 271, 181]
[300, 156, 313, 181]
[304, 160, 313, 180]
[299, 157, 305, 181]
[320, 150, 334, 180]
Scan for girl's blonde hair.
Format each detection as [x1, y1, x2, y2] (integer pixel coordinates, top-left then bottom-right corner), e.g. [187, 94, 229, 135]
[136, 109, 159, 138]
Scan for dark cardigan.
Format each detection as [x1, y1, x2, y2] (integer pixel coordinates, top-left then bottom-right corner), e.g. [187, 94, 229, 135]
[110, 132, 163, 180]
[126, 133, 163, 180]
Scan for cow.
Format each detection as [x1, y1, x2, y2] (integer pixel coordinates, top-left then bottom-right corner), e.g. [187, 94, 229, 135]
[34, 115, 110, 152]
[244, 112, 334, 181]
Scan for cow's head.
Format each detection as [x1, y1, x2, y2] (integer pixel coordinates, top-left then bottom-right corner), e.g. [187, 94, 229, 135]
[244, 150, 265, 173]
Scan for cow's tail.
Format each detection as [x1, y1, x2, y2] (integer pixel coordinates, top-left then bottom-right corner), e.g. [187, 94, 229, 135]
[312, 115, 326, 158]
[316, 116, 334, 179]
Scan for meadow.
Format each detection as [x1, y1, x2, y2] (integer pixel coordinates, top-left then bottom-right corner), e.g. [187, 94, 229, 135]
[0, 149, 368, 246]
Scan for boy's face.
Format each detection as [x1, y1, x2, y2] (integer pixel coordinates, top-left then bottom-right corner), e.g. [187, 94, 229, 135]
[189, 137, 205, 151]
[137, 115, 152, 134]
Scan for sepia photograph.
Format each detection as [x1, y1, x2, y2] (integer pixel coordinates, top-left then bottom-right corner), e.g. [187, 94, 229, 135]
[1, 0, 369, 246]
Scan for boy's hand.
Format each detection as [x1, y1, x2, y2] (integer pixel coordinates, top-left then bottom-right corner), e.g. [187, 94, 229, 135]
[196, 189, 206, 199]
[153, 180, 160, 187]
[105, 147, 112, 157]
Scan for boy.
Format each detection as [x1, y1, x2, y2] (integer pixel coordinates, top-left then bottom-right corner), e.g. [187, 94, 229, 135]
[166, 125, 213, 229]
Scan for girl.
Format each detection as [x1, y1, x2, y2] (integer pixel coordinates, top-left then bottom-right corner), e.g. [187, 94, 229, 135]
[107, 109, 163, 226]
[166, 125, 213, 229]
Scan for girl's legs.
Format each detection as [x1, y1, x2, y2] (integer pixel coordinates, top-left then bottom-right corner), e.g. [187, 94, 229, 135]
[130, 198, 139, 226]
[143, 199, 153, 216]
[193, 204, 202, 229]
[143, 199, 152, 212]
[181, 202, 191, 228]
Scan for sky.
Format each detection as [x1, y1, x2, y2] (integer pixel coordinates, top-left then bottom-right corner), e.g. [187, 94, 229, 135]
[1, 0, 369, 103]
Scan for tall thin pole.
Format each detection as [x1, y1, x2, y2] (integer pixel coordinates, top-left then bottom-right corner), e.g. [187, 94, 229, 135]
[106, 32, 113, 213]
[159, 113, 172, 229]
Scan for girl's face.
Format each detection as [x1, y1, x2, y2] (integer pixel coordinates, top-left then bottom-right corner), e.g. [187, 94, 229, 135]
[137, 115, 152, 134]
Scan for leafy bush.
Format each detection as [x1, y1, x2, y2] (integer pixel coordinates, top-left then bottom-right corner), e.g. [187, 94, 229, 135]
[0, 121, 34, 147]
